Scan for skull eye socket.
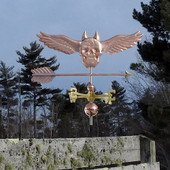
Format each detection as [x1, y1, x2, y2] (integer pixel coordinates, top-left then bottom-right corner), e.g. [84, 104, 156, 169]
[82, 48, 88, 53]
[94, 48, 99, 53]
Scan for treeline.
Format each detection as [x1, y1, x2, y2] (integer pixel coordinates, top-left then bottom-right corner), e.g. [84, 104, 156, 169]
[0, 41, 135, 139]
[129, 1, 170, 170]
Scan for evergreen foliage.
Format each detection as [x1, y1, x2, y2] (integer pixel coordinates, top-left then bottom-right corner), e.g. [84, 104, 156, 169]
[132, 0, 170, 82]
[130, 1, 170, 169]
[0, 61, 17, 138]
[16, 41, 61, 138]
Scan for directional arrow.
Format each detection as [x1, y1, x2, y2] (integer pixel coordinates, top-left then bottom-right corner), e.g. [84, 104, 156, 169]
[31, 67, 132, 83]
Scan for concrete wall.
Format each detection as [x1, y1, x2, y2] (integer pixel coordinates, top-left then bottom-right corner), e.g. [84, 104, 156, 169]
[0, 136, 160, 170]
[95, 163, 160, 170]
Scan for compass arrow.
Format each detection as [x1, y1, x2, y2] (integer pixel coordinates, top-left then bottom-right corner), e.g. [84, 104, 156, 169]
[31, 67, 132, 83]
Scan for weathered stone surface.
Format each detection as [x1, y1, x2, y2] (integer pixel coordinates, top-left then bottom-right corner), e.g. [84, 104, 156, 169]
[95, 162, 160, 170]
[0, 136, 159, 170]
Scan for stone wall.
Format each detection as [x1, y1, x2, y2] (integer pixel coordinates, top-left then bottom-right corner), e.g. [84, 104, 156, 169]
[0, 136, 160, 170]
[95, 163, 160, 170]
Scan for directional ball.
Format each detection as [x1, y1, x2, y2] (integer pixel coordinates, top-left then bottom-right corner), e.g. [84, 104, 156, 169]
[84, 102, 98, 117]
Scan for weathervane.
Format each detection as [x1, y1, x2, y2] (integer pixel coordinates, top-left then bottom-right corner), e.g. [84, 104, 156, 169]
[31, 31, 142, 131]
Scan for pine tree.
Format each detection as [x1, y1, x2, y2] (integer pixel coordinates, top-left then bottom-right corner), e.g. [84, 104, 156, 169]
[57, 82, 89, 137]
[17, 41, 60, 138]
[97, 81, 131, 136]
[131, 1, 170, 169]
[0, 61, 17, 137]
[132, 0, 170, 128]
[160, 0, 170, 31]
[132, 0, 170, 82]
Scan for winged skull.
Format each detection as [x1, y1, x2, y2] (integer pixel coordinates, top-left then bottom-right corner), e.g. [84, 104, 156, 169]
[37, 31, 143, 68]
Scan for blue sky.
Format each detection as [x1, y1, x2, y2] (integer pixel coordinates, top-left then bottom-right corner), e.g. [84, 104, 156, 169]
[0, 0, 150, 92]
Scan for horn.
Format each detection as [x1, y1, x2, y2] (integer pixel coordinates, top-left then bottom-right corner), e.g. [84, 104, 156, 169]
[94, 32, 100, 41]
[82, 31, 88, 41]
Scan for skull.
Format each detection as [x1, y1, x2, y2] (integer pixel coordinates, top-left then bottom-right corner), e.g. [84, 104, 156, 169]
[79, 32, 102, 68]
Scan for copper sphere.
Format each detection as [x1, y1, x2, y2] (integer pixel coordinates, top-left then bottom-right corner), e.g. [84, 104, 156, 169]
[87, 83, 95, 92]
[84, 102, 98, 117]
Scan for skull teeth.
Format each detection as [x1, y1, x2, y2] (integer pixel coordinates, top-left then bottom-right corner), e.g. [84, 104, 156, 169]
[83, 56, 99, 61]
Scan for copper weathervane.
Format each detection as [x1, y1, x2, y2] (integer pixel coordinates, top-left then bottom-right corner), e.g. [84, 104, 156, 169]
[31, 31, 143, 130]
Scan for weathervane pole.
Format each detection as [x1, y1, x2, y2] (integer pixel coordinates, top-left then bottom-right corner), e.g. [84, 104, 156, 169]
[89, 67, 93, 137]
[90, 67, 93, 84]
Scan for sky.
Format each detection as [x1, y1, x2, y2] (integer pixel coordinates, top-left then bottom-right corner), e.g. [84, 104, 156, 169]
[0, 0, 150, 93]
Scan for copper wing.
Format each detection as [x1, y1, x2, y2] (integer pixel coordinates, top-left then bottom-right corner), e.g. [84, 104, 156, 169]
[37, 32, 81, 54]
[101, 31, 143, 55]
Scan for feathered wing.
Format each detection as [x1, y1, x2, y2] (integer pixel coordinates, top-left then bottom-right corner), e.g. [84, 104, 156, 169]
[101, 31, 143, 55]
[37, 32, 81, 54]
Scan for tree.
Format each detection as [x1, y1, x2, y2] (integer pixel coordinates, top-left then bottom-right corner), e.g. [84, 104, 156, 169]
[132, 0, 170, 127]
[0, 61, 17, 137]
[134, 84, 170, 170]
[96, 81, 132, 137]
[57, 82, 90, 137]
[17, 41, 60, 138]
[39, 88, 63, 138]
[111, 81, 131, 135]
[130, 1, 170, 169]
[160, 0, 170, 31]
[55, 81, 133, 138]
[132, 0, 170, 82]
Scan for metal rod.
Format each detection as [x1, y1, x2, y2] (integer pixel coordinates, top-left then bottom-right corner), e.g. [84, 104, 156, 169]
[90, 67, 93, 84]
[89, 116, 93, 137]
[32, 73, 128, 77]
[89, 68, 94, 137]
[89, 116, 93, 126]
